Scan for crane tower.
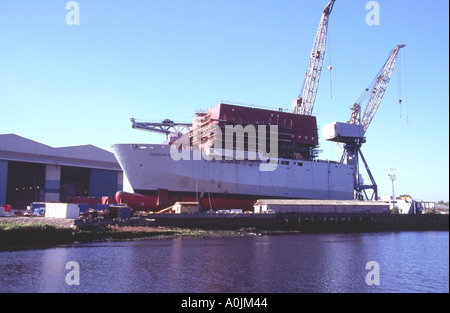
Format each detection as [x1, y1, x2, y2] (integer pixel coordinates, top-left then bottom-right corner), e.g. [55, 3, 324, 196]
[323, 44, 406, 200]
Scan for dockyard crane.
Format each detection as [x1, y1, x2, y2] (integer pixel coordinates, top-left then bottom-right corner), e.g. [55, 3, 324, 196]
[131, 118, 192, 138]
[348, 44, 406, 132]
[324, 44, 406, 200]
[293, 0, 336, 116]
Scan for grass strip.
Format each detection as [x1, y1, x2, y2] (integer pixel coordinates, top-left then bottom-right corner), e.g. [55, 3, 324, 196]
[0, 223, 250, 250]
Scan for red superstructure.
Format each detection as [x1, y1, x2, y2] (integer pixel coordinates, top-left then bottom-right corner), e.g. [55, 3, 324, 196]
[191, 103, 319, 161]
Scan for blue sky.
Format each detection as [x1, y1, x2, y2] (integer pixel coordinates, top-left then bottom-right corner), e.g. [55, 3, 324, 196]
[0, 0, 448, 201]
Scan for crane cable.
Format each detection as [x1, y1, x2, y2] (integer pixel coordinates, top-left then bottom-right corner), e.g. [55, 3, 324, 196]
[396, 49, 409, 125]
[327, 26, 343, 159]
[327, 21, 337, 120]
[328, 23, 334, 100]
[397, 51, 403, 119]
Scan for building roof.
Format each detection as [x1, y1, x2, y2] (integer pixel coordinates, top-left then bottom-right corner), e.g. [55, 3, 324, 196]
[0, 134, 121, 171]
[254, 199, 389, 207]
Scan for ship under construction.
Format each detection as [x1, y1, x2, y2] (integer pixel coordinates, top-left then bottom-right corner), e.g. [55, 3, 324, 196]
[111, 0, 405, 211]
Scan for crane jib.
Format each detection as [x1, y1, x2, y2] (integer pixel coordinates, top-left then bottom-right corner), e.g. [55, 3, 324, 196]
[348, 44, 406, 133]
[293, 0, 336, 116]
[324, 0, 336, 15]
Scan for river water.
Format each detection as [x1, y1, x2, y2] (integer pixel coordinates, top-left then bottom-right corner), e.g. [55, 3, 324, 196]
[0, 232, 448, 293]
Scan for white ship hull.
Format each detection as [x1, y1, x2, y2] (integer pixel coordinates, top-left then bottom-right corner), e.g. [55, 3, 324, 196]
[112, 143, 355, 211]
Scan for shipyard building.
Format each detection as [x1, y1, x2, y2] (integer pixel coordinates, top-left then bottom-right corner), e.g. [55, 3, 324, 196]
[0, 134, 122, 210]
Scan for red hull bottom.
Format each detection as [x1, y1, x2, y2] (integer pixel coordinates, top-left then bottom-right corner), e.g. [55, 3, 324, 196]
[115, 191, 255, 212]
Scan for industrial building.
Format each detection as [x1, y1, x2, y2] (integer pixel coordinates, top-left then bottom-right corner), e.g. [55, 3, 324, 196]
[0, 134, 123, 210]
[254, 199, 390, 214]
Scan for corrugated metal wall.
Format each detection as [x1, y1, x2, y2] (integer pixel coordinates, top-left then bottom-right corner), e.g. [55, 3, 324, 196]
[265, 204, 388, 214]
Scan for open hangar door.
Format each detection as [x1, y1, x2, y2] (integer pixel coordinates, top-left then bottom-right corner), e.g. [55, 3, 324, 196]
[6, 161, 45, 210]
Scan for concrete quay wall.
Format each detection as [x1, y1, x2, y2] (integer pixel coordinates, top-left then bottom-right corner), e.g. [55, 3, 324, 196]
[152, 213, 449, 232]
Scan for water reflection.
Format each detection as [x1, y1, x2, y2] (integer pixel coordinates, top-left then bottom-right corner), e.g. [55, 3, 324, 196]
[38, 248, 70, 292]
[0, 232, 448, 293]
